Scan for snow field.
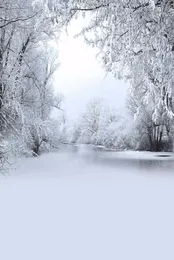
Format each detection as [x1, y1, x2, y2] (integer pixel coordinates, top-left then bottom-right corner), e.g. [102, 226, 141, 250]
[0, 152, 174, 260]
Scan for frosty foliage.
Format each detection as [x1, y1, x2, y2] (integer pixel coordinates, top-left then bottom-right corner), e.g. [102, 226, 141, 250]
[1, 0, 174, 163]
[71, 96, 173, 151]
[52, 0, 174, 151]
[71, 99, 135, 150]
[0, 0, 66, 162]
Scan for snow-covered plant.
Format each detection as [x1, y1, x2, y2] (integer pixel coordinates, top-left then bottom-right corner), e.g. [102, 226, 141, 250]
[52, 0, 174, 151]
[0, 0, 65, 163]
[73, 99, 134, 150]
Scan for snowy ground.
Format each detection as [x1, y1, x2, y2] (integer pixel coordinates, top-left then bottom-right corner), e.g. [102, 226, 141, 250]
[0, 148, 174, 260]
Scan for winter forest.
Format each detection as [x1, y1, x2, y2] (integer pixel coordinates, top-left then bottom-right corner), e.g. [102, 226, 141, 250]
[1, 0, 174, 168]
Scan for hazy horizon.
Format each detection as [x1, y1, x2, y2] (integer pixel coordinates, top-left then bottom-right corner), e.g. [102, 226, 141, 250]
[52, 19, 129, 120]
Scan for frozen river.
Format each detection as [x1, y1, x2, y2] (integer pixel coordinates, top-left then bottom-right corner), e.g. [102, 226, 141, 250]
[60, 144, 174, 173]
[0, 146, 174, 260]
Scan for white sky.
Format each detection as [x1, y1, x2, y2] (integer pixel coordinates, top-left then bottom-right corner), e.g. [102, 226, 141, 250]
[53, 19, 129, 121]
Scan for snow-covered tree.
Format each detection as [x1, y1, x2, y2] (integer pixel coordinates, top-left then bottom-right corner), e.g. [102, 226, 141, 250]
[0, 0, 65, 159]
[52, 0, 174, 151]
[127, 82, 173, 151]
[78, 99, 104, 144]
[72, 99, 134, 150]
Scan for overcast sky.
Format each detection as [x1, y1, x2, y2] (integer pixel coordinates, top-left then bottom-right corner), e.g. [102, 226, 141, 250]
[53, 19, 129, 121]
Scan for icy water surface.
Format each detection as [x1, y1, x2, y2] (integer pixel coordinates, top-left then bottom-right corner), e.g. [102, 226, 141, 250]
[61, 144, 174, 174]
